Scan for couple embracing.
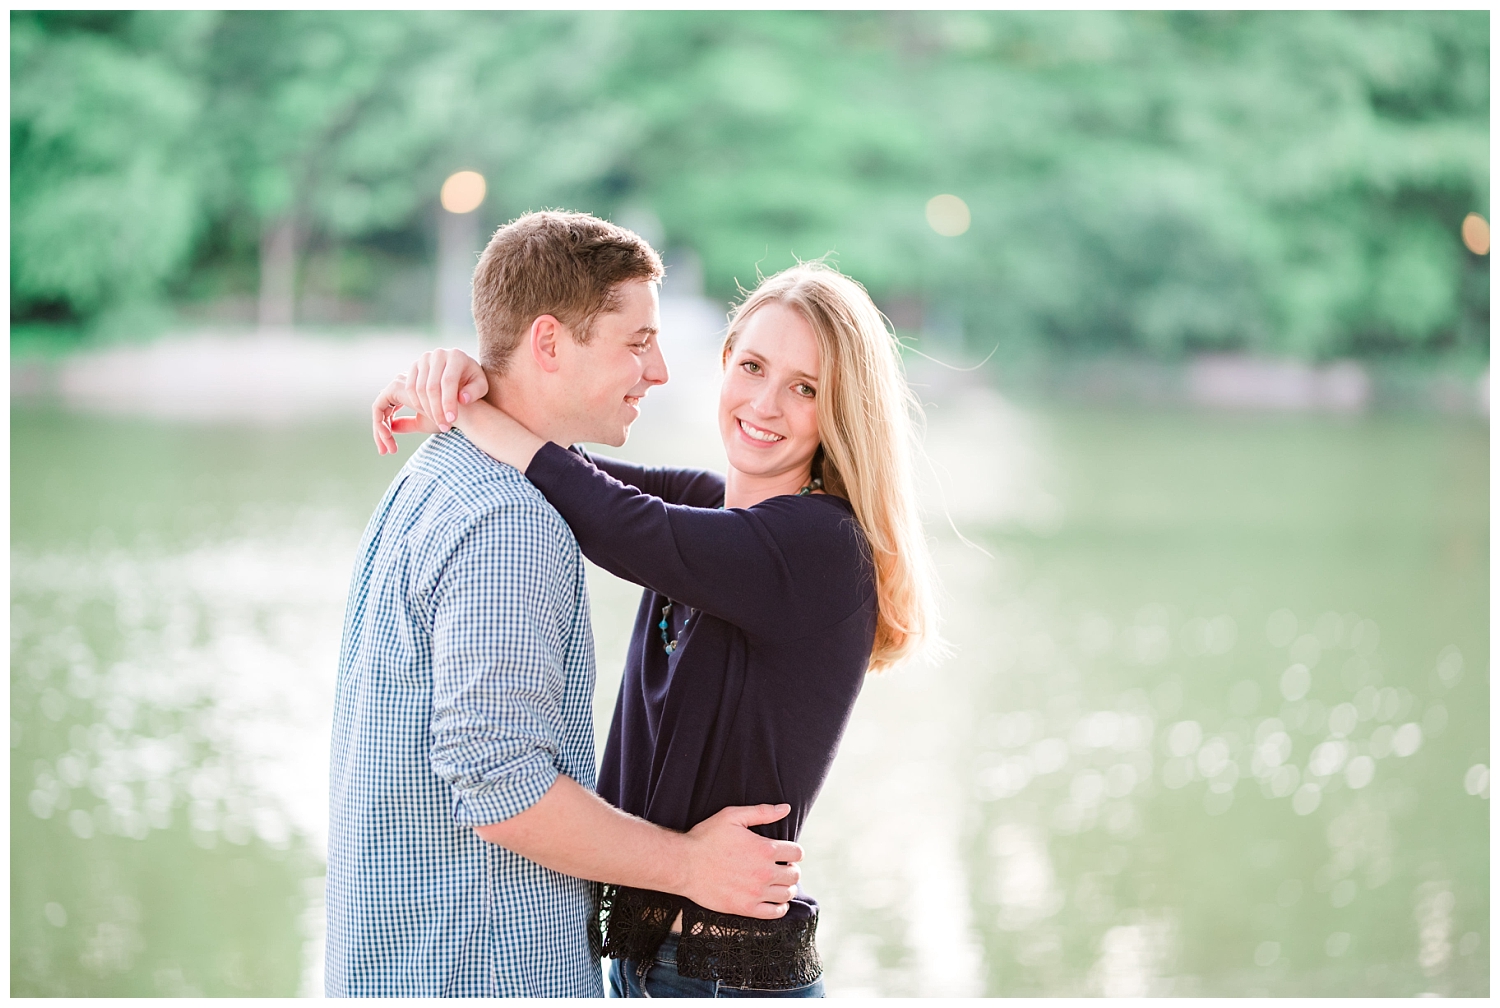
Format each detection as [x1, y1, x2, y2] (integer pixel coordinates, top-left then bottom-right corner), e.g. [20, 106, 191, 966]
[326, 211, 938, 998]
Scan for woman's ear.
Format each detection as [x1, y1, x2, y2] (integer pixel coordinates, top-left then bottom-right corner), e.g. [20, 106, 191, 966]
[529, 315, 564, 373]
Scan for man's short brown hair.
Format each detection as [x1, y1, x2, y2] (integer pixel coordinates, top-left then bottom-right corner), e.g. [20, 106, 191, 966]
[470, 210, 664, 374]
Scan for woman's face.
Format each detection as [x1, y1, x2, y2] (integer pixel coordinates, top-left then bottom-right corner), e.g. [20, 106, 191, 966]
[717, 301, 822, 484]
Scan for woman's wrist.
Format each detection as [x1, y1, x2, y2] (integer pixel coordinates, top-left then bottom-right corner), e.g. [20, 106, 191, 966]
[455, 399, 546, 472]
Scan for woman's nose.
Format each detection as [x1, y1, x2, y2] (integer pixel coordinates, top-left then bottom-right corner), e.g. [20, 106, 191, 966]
[750, 384, 781, 416]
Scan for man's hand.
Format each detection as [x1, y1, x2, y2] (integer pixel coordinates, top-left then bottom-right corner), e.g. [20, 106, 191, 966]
[675, 804, 803, 920]
[470, 776, 801, 917]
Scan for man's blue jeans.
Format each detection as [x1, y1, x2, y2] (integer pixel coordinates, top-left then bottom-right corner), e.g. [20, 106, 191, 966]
[606, 931, 826, 998]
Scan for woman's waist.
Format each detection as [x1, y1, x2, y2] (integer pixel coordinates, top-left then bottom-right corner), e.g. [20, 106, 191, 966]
[593, 884, 823, 989]
[606, 883, 818, 923]
[599, 753, 837, 837]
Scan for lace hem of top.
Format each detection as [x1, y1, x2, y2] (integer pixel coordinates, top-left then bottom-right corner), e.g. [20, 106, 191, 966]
[589, 883, 822, 991]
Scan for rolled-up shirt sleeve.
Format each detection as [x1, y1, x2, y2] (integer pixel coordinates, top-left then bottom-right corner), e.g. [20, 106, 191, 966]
[427, 502, 573, 827]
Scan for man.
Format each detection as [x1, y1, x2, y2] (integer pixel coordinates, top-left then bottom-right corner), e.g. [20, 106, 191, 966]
[327, 211, 801, 997]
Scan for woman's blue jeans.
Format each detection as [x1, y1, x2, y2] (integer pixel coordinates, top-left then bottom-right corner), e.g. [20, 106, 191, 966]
[606, 931, 825, 998]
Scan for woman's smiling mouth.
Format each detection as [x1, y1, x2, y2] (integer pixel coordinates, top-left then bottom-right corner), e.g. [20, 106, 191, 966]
[738, 418, 785, 443]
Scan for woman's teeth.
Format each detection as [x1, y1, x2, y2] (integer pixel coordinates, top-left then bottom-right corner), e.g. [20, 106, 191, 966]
[739, 419, 784, 442]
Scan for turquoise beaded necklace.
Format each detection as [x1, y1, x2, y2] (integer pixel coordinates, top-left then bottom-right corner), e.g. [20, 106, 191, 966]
[658, 475, 823, 654]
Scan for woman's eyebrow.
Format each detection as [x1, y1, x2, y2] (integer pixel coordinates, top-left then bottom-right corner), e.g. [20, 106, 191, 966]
[735, 349, 816, 379]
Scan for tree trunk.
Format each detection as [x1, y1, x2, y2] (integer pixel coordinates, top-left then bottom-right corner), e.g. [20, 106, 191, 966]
[258, 216, 298, 332]
[435, 207, 480, 338]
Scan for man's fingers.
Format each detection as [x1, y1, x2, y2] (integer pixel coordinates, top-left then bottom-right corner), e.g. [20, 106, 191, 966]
[760, 883, 797, 904]
[769, 839, 804, 864]
[741, 901, 791, 921]
[768, 862, 800, 888]
[721, 803, 792, 829]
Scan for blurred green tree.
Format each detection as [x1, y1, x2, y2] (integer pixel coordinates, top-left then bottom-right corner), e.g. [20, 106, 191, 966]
[11, 12, 211, 336]
[9, 10, 1488, 359]
[198, 11, 483, 328]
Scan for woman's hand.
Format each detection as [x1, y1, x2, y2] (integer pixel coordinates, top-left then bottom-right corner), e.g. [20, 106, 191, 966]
[370, 346, 544, 469]
[372, 375, 440, 455]
[405, 348, 489, 434]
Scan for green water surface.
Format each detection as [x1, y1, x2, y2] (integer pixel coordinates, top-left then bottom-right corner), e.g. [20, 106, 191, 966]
[10, 403, 1488, 996]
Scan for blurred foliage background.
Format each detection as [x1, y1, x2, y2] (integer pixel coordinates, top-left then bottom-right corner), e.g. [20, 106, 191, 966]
[10, 12, 1490, 997]
[10, 10, 1490, 361]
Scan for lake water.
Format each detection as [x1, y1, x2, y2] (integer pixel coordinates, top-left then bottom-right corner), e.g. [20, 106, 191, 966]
[10, 394, 1488, 996]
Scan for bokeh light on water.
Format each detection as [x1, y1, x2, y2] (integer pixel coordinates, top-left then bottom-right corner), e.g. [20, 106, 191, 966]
[10, 359, 1488, 995]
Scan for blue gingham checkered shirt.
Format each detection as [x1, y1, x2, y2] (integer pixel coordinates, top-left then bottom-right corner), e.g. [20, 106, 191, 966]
[325, 431, 602, 997]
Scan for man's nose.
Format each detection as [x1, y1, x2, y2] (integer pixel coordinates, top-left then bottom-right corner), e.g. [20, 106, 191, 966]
[644, 341, 669, 387]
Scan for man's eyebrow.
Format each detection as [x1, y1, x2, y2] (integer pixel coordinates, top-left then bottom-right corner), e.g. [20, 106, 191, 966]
[635, 326, 659, 337]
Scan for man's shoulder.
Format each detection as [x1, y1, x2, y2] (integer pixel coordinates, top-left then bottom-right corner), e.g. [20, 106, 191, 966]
[398, 432, 576, 547]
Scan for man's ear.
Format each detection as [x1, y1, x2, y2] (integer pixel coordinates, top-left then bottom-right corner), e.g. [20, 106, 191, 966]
[529, 315, 565, 374]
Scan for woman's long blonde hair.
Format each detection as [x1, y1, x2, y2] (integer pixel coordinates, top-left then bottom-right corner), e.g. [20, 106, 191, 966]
[723, 262, 941, 672]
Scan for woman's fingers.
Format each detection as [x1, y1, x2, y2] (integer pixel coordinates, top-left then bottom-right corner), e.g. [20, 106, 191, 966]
[399, 349, 489, 433]
[444, 350, 488, 419]
[409, 355, 441, 430]
[373, 372, 447, 451]
[371, 376, 407, 454]
[419, 350, 446, 430]
[367, 348, 487, 454]
[409, 354, 441, 431]
[435, 351, 462, 426]
[391, 415, 437, 434]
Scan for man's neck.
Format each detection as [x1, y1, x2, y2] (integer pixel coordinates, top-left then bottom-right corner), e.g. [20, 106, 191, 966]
[484, 373, 578, 447]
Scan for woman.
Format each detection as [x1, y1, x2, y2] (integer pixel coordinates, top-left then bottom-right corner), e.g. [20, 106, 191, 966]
[374, 262, 939, 997]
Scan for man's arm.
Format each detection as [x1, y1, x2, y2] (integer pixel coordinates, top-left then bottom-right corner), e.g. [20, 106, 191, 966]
[427, 502, 799, 919]
[476, 776, 801, 920]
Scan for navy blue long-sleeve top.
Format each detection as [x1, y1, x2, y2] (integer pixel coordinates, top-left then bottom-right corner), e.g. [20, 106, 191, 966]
[524, 442, 877, 918]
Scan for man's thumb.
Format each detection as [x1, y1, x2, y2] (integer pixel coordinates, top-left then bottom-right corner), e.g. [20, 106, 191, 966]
[722, 802, 791, 828]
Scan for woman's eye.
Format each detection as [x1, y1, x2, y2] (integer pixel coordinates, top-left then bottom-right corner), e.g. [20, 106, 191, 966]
[742, 361, 761, 374]
[797, 384, 816, 397]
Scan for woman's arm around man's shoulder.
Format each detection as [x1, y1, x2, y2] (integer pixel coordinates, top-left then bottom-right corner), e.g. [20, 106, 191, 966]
[578, 449, 725, 509]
